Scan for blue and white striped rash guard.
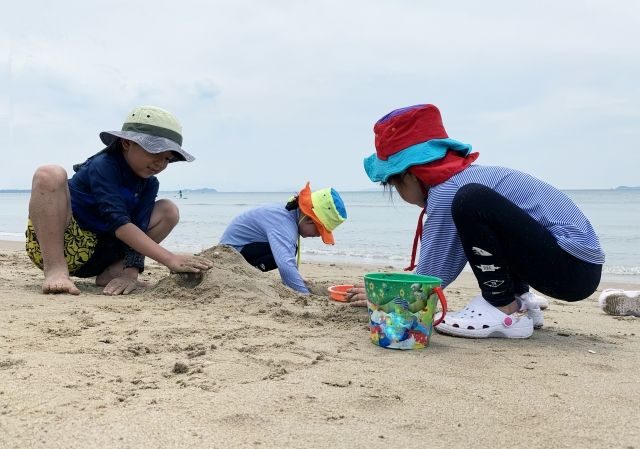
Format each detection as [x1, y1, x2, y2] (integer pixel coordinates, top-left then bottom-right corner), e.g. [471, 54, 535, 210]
[416, 165, 605, 287]
[220, 204, 309, 294]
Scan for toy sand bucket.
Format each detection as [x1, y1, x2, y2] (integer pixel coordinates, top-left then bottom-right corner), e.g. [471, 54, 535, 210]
[364, 273, 447, 350]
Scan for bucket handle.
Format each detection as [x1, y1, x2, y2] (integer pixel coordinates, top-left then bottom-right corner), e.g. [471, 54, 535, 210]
[432, 286, 448, 326]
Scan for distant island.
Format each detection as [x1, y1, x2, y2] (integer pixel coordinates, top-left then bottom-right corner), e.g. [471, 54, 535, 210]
[0, 188, 218, 193]
[173, 188, 217, 193]
[615, 186, 640, 191]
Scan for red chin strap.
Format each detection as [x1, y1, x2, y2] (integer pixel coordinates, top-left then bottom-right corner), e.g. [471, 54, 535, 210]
[404, 207, 426, 272]
[403, 151, 479, 272]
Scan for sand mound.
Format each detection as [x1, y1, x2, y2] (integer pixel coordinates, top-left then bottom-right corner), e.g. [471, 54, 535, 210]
[152, 244, 289, 303]
[148, 245, 363, 327]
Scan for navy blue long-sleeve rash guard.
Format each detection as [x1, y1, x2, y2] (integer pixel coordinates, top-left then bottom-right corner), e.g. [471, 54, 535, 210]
[69, 149, 158, 235]
[68, 148, 159, 270]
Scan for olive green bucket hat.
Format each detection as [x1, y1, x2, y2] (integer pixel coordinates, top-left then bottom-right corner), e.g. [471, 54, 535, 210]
[100, 105, 195, 162]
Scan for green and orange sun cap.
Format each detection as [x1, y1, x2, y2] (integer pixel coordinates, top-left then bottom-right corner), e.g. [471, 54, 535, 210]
[298, 182, 347, 245]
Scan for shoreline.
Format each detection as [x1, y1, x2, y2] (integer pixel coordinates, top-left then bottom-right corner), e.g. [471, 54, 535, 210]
[0, 239, 25, 251]
[3, 238, 638, 286]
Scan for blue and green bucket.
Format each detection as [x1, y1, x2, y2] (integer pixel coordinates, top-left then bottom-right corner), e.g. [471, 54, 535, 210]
[364, 273, 448, 350]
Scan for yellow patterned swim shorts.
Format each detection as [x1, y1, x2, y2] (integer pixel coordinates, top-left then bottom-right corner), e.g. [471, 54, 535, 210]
[25, 217, 98, 275]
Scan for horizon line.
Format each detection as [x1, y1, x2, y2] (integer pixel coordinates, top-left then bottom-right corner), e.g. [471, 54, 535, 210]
[2, 187, 638, 193]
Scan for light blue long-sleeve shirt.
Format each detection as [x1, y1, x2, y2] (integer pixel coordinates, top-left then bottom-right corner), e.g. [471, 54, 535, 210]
[220, 203, 308, 294]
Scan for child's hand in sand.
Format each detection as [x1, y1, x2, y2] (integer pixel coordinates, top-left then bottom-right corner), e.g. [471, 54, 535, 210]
[166, 255, 214, 273]
[102, 274, 147, 296]
[344, 283, 368, 307]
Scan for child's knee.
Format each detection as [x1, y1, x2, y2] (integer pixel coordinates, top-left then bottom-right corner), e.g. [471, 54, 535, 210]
[452, 183, 487, 220]
[155, 199, 180, 225]
[32, 165, 68, 189]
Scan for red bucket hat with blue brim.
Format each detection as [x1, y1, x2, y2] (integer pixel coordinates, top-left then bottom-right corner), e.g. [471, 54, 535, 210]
[364, 104, 473, 182]
[364, 104, 479, 272]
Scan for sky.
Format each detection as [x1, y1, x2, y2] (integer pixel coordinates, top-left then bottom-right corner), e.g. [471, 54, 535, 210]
[1, 0, 639, 191]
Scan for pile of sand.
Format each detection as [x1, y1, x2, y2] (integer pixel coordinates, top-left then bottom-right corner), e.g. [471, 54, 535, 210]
[154, 245, 338, 299]
[149, 244, 366, 329]
[153, 244, 292, 302]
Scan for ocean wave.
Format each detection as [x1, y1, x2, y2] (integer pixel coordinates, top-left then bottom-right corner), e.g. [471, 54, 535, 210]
[602, 265, 640, 276]
[302, 248, 406, 261]
[179, 203, 222, 206]
[0, 232, 24, 241]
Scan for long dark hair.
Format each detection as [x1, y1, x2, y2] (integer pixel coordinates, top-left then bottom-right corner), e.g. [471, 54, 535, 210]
[285, 195, 299, 211]
[381, 172, 405, 199]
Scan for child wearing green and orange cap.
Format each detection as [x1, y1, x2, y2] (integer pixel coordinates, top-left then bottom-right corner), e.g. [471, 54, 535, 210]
[219, 182, 347, 294]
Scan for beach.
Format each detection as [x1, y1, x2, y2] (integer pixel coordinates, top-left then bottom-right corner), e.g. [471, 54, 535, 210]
[1, 240, 639, 449]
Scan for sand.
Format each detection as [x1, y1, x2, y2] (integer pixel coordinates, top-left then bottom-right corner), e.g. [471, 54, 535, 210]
[1, 240, 639, 449]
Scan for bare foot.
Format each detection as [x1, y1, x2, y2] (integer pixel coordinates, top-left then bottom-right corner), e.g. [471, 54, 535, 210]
[95, 263, 125, 287]
[497, 299, 520, 315]
[95, 269, 149, 289]
[95, 270, 119, 287]
[102, 276, 149, 295]
[96, 272, 149, 288]
[42, 272, 81, 295]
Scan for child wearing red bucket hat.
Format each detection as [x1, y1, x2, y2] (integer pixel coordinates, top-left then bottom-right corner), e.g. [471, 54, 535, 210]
[358, 104, 604, 339]
[220, 182, 347, 294]
[26, 105, 213, 296]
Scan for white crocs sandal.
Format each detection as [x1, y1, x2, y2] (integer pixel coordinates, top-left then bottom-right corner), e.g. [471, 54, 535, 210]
[598, 289, 640, 317]
[435, 295, 534, 339]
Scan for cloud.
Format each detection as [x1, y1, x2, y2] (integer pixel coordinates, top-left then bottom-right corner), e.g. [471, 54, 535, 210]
[1, 0, 639, 190]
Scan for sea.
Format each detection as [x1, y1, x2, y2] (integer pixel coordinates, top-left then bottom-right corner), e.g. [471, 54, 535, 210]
[1, 190, 638, 284]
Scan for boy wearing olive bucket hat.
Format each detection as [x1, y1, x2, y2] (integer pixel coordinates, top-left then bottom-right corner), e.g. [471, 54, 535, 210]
[26, 106, 213, 296]
[359, 104, 604, 339]
[220, 182, 347, 294]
